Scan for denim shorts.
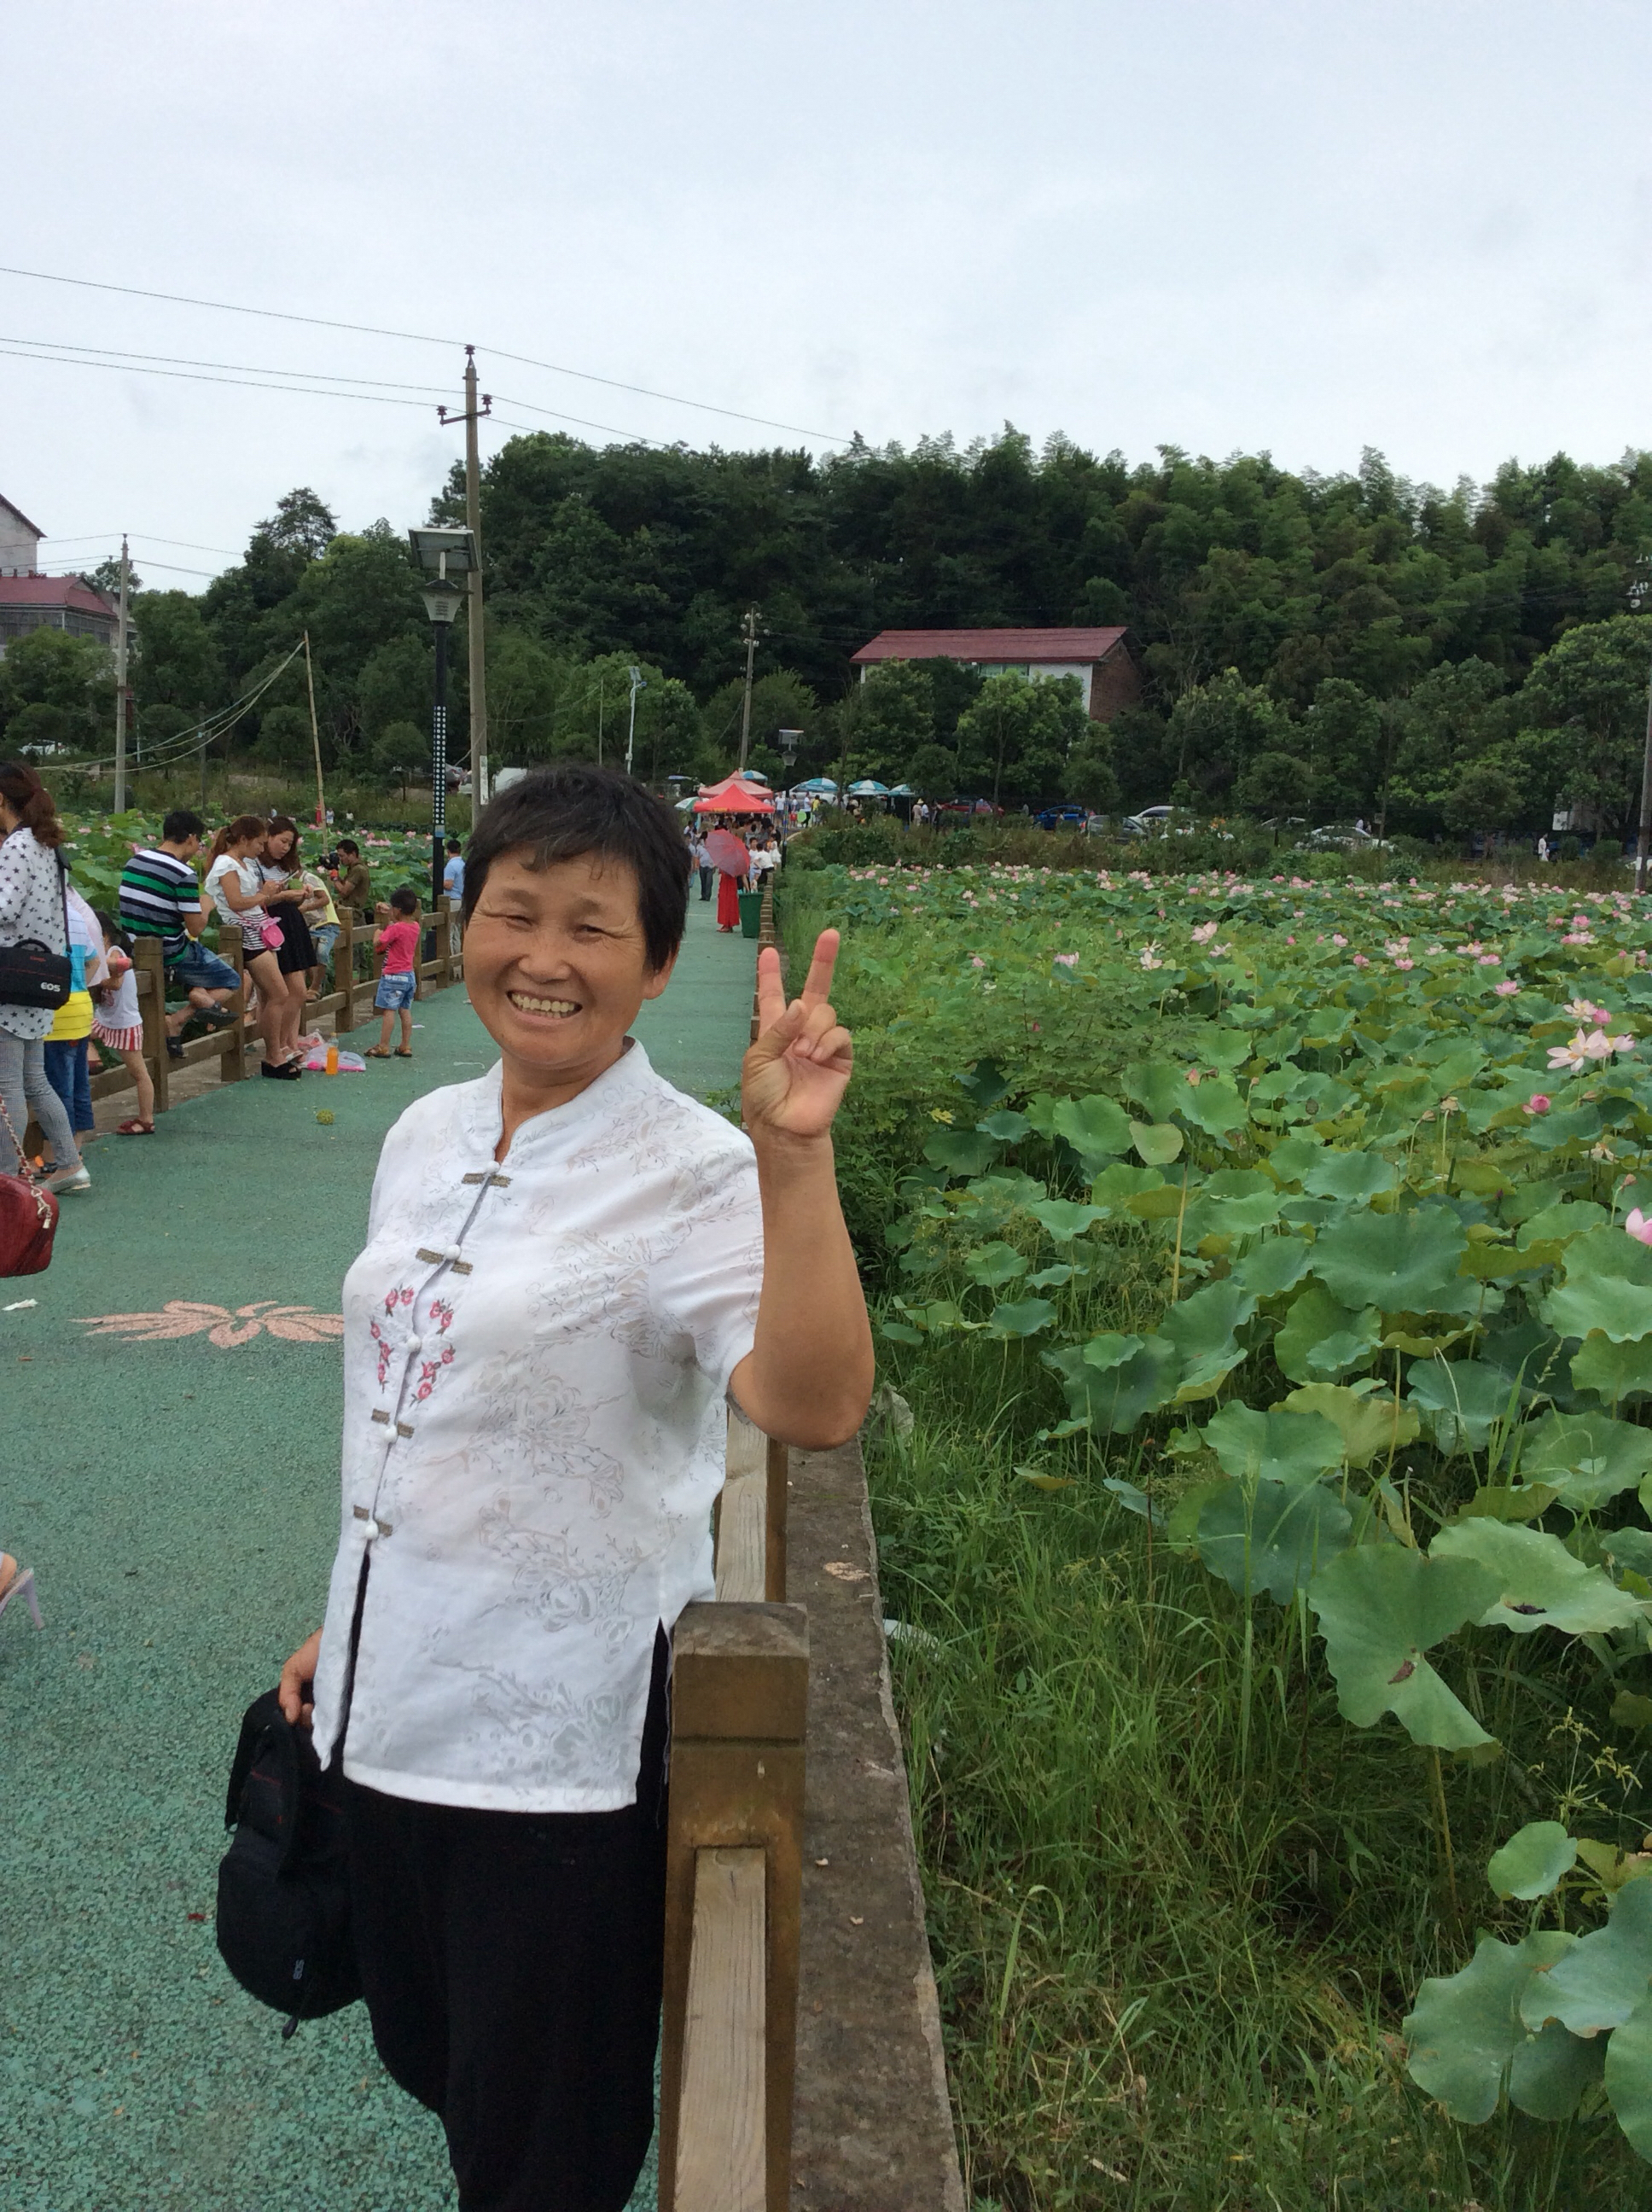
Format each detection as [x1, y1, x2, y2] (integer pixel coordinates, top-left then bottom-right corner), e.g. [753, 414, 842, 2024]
[168, 943, 241, 995]
[375, 970, 416, 1012]
[312, 923, 340, 963]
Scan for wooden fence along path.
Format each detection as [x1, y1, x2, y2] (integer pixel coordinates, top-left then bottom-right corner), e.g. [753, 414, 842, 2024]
[91, 899, 468, 1116]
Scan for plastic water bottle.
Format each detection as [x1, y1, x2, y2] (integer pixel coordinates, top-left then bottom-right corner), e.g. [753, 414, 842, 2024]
[325, 1042, 340, 1076]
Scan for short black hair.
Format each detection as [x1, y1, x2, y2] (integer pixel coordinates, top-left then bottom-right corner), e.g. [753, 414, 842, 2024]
[162, 808, 205, 842]
[336, 837, 360, 856]
[445, 837, 462, 854]
[464, 762, 690, 973]
[390, 885, 420, 916]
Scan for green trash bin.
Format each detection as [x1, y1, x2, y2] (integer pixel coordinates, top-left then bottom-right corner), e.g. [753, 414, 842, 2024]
[737, 889, 763, 940]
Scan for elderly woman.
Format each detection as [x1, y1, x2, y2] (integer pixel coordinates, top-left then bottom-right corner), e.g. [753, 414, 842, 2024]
[279, 763, 871, 2212]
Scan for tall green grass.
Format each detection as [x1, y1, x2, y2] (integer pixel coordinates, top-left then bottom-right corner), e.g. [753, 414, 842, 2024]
[866, 1366, 1641, 2209]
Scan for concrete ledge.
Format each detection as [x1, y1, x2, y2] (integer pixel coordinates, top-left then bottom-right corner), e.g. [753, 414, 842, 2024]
[787, 1439, 964, 2212]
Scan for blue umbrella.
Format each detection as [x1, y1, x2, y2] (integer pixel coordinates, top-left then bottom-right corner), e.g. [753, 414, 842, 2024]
[791, 776, 837, 794]
[846, 779, 892, 797]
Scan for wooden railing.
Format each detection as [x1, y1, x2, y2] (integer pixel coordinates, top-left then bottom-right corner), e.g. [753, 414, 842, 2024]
[662, 1409, 802, 2212]
[86, 899, 466, 1118]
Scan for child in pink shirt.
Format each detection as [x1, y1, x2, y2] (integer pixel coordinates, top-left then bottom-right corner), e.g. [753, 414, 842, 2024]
[367, 886, 422, 1058]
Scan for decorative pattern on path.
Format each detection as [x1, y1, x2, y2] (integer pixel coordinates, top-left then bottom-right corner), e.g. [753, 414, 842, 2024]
[75, 1300, 346, 1348]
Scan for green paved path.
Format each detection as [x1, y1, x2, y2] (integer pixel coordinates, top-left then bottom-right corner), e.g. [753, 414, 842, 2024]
[3, 895, 756, 2212]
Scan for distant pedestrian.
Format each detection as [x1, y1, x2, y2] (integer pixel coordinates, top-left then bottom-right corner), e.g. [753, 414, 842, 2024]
[43, 882, 108, 1160]
[443, 838, 465, 957]
[691, 829, 713, 901]
[0, 760, 88, 1192]
[365, 887, 421, 1059]
[333, 839, 373, 922]
[118, 808, 239, 1056]
[206, 817, 305, 1080]
[1537, 835, 1550, 864]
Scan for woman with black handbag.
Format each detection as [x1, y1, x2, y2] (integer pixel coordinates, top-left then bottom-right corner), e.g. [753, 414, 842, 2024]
[0, 762, 88, 1194]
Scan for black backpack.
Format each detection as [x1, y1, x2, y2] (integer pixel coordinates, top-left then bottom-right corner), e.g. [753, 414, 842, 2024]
[216, 1689, 361, 2037]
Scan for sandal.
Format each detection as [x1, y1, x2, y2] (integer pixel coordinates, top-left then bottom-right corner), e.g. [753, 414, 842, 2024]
[393, 1048, 413, 1058]
[115, 1118, 154, 1135]
[365, 1045, 392, 1058]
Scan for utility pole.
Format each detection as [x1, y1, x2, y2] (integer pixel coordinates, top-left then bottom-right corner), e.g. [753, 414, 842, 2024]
[736, 607, 759, 771]
[112, 536, 131, 812]
[1637, 648, 1652, 895]
[302, 632, 326, 827]
[625, 665, 646, 776]
[438, 352, 492, 810]
[596, 672, 605, 765]
[198, 701, 208, 814]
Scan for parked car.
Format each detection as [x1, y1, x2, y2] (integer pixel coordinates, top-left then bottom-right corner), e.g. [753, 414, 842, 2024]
[1121, 804, 1174, 837]
[1301, 822, 1387, 851]
[935, 797, 1004, 821]
[1034, 804, 1091, 832]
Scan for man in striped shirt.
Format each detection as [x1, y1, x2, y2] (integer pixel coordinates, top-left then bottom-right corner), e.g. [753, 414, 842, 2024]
[118, 809, 240, 1055]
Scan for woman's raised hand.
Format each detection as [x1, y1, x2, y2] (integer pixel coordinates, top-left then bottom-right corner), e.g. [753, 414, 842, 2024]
[741, 930, 852, 1144]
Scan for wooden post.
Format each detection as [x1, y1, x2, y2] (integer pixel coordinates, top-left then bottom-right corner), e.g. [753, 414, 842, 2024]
[218, 927, 246, 1084]
[135, 936, 169, 1115]
[676, 1848, 767, 2212]
[334, 907, 356, 1034]
[765, 1435, 788, 1605]
[660, 1602, 807, 2212]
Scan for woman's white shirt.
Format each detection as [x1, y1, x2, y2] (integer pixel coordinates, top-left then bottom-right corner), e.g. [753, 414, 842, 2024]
[0, 827, 67, 1040]
[309, 1041, 765, 1813]
[205, 854, 266, 942]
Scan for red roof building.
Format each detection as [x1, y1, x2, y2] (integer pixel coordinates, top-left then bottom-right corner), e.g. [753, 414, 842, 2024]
[850, 626, 1138, 721]
[0, 573, 119, 658]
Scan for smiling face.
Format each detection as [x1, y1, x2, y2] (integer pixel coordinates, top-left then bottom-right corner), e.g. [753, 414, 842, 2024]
[464, 847, 675, 1115]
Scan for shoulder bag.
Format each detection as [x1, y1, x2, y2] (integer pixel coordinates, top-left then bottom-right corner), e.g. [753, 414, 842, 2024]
[0, 850, 72, 1011]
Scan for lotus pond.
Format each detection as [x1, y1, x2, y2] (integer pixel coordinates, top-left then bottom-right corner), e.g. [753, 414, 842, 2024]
[785, 860, 1652, 2208]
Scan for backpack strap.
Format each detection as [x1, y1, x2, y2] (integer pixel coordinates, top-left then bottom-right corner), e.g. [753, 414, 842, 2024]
[224, 1688, 305, 1874]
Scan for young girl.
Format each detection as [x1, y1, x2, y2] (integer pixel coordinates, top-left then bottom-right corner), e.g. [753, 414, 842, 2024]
[364, 886, 420, 1059]
[91, 911, 154, 1135]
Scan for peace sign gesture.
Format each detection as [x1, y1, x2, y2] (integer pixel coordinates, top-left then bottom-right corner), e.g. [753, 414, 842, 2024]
[741, 929, 853, 1144]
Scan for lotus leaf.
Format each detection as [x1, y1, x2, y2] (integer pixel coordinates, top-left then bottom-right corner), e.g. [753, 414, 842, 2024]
[1044, 1336, 1177, 1435]
[1131, 1121, 1184, 1167]
[923, 1129, 1001, 1179]
[1453, 1484, 1558, 1524]
[1604, 1989, 1652, 2160]
[1520, 1877, 1652, 2035]
[1312, 1205, 1470, 1317]
[1102, 1476, 1164, 1526]
[1572, 1333, 1652, 1406]
[1405, 1359, 1521, 1454]
[976, 1108, 1032, 1143]
[985, 1297, 1056, 1338]
[1487, 1821, 1578, 1901]
[1026, 1264, 1078, 1289]
[1274, 1283, 1382, 1383]
[1050, 1093, 1132, 1163]
[1283, 1383, 1420, 1467]
[1518, 1410, 1652, 1509]
[964, 1241, 1029, 1288]
[1606, 1528, 1652, 1581]
[1195, 1476, 1352, 1603]
[1234, 1236, 1312, 1300]
[1544, 1276, 1652, 1347]
[1309, 1545, 1499, 1748]
[1404, 1932, 1579, 2122]
[1203, 1401, 1345, 1485]
[1432, 1521, 1648, 1636]
[1121, 1059, 1188, 1125]
[1266, 1131, 1326, 1185]
[1090, 1162, 1164, 1211]
[1516, 1200, 1608, 1249]
[955, 1058, 1012, 1110]
[1302, 1150, 1400, 1203]
[1157, 1278, 1258, 1400]
[1028, 1199, 1105, 1242]
[1178, 1080, 1249, 1143]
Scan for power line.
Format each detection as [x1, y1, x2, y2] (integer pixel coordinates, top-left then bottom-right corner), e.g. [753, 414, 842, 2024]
[0, 331, 455, 397]
[0, 260, 854, 444]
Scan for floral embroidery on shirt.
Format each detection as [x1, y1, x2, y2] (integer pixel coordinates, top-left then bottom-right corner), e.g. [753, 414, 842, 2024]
[429, 1297, 455, 1333]
[414, 1347, 457, 1400]
[369, 1284, 416, 1387]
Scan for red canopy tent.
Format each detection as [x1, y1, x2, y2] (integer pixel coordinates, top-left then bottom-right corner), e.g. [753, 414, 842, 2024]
[691, 773, 775, 815]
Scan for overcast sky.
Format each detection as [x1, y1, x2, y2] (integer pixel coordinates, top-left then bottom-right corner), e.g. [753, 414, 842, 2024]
[6, 0, 1650, 589]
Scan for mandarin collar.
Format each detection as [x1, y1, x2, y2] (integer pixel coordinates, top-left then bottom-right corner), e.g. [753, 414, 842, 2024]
[458, 1036, 653, 1161]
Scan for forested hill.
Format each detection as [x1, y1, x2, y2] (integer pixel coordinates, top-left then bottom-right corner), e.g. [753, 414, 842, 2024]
[8, 429, 1652, 833]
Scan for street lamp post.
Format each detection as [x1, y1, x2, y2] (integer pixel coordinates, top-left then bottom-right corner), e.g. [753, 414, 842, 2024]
[408, 527, 479, 917]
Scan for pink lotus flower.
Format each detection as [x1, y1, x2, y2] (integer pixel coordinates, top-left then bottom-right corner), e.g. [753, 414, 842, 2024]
[1184, 1067, 1202, 1086]
[1352, 952, 1370, 967]
[1394, 957, 1415, 970]
[1190, 921, 1219, 944]
[1627, 1209, 1652, 1247]
[1524, 1094, 1551, 1115]
[1494, 979, 1520, 997]
[1052, 951, 1079, 967]
[1331, 933, 1348, 947]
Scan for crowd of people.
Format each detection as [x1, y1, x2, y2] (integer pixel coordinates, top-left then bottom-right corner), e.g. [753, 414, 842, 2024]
[0, 762, 436, 1185]
[686, 817, 783, 929]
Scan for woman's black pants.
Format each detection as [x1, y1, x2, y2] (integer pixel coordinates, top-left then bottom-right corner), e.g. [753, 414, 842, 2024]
[342, 1633, 670, 2212]
[698, 864, 713, 900]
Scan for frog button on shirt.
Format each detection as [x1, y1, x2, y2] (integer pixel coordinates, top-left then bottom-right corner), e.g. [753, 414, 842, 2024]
[309, 1039, 765, 1814]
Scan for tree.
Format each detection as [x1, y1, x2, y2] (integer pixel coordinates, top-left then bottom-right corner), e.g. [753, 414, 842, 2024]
[264, 487, 338, 562]
[1161, 669, 1287, 805]
[1300, 678, 1382, 818]
[0, 626, 114, 754]
[371, 720, 426, 797]
[954, 672, 1088, 806]
[86, 556, 141, 599]
[907, 742, 958, 801]
[1062, 729, 1120, 812]
[132, 591, 223, 714]
[1386, 659, 1510, 835]
[844, 662, 937, 783]
[1234, 750, 1313, 822]
[1442, 757, 1524, 844]
[1515, 614, 1652, 833]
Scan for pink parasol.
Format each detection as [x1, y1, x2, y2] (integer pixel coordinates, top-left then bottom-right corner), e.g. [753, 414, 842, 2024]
[705, 828, 751, 876]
